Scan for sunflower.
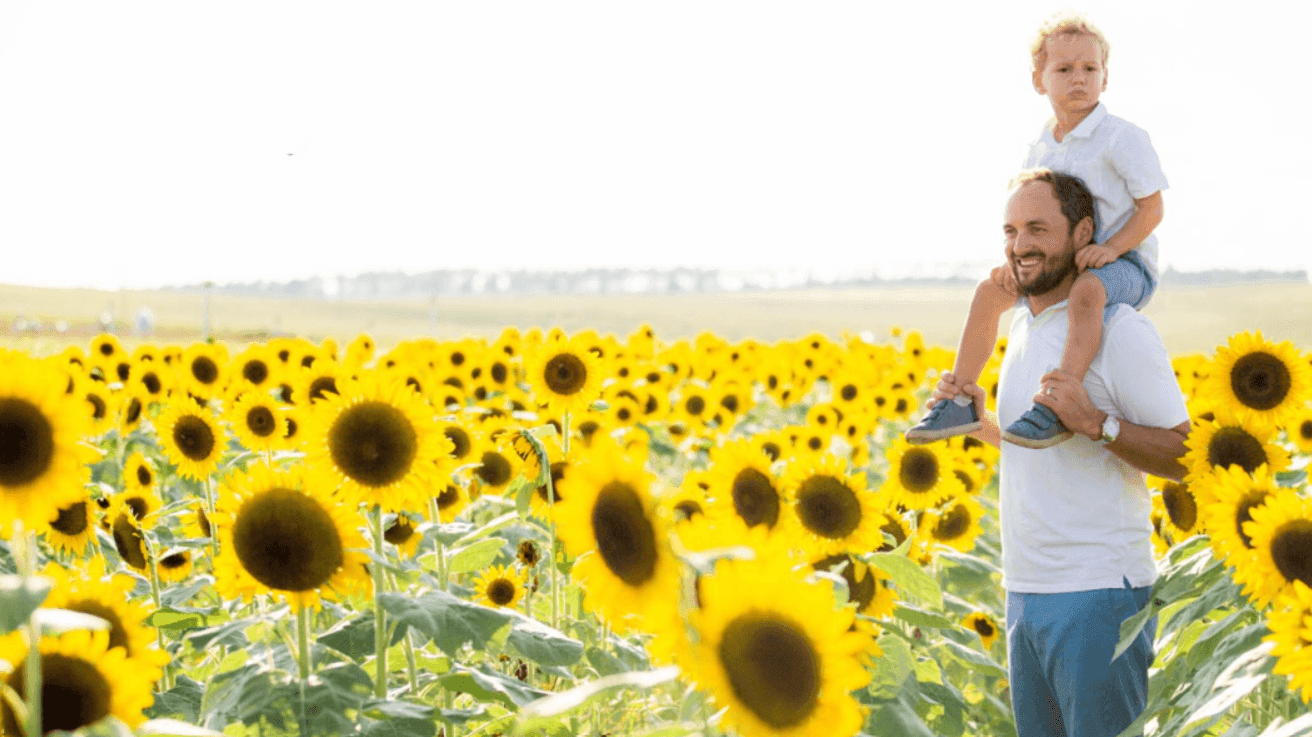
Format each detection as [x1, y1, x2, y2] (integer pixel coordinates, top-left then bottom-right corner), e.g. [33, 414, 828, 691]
[109, 508, 149, 571]
[879, 436, 966, 511]
[384, 512, 423, 559]
[0, 628, 157, 733]
[780, 454, 886, 558]
[118, 392, 148, 435]
[213, 463, 371, 611]
[921, 496, 986, 553]
[304, 371, 451, 513]
[553, 440, 681, 629]
[0, 355, 96, 530]
[1206, 331, 1311, 427]
[227, 391, 288, 454]
[530, 458, 572, 518]
[525, 333, 605, 416]
[1148, 476, 1202, 539]
[962, 611, 1000, 650]
[473, 564, 529, 610]
[706, 439, 785, 532]
[471, 446, 521, 496]
[77, 375, 117, 437]
[43, 495, 98, 555]
[41, 559, 169, 675]
[1201, 465, 1280, 569]
[1237, 489, 1312, 610]
[90, 333, 123, 363]
[293, 358, 347, 406]
[431, 483, 468, 523]
[273, 405, 305, 452]
[184, 500, 214, 540]
[1264, 580, 1312, 702]
[132, 362, 172, 404]
[812, 553, 882, 616]
[1290, 406, 1312, 455]
[181, 342, 230, 399]
[123, 451, 156, 495]
[156, 550, 195, 583]
[689, 555, 871, 737]
[1182, 413, 1289, 497]
[156, 401, 228, 481]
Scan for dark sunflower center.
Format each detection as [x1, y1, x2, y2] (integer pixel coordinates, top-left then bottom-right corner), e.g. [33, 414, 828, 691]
[591, 481, 658, 586]
[1161, 483, 1197, 532]
[136, 465, 153, 487]
[51, 501, 89, 535]
[444, 427, 472, 459]
[476, 451, 513, 487]
[1234, 491, 1271, 549]
[487, 578, 516, 606]
[0, 397, 55, 487]
[197, 507, 212, 537]
[899, 448, 940, 493]
[246, 405, 278, 437]
[65, 599, 129, 654]
[232, 488, 344, 591]
[124, 495, 149, 521]
[953, 469, 976, 493]
[124, 397, 143, 425]
[328, 401, 418, 487]
[1270, 520, 1312, 588]
[721, 395, 740, 413]
[308, 376, 339, 403]
[491, 363, 508, 384]
[732, 468, 780, 528]
[436, 484, 461, 510]
[685, 396, 706, 415]
[814, 554, 875, 611]
[974, 618, 995, 637]
[142, 372, 162, 394]
[243, 360, 269, 385]
[1301, 420, 1312, 442]
[284, 416, 299, 440]
[1208, 427, 1267, 473]
[762, 442, 781, 462]
[98, 342, 115, 356]
[385, 517, 416, 544]
[160, 552, 190, 570]
[112, 514, 148, 570]
[933, 504, 972, 541]
[673, 499, 703, 522]
[1230, 352, 1291, 411]
[879, 519, 907, 552]
[718, 614, 821, 729]
[3, 653, 113, 735]
[518, 539, 541, 566]
[173, 414, 217, 461]
[536, 462, 568, 503]
[543, 353, 587, 395]
[191, 356, 219, 386]
[86, 393, 107, 421]
[795, 475, 862, 540]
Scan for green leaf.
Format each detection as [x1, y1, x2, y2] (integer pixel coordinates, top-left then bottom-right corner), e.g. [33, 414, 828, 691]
[380, 591, 512, 656]
[360, 718, 437, 737]
[145, 676, 205, 723]
[936, 639, 1007, 678]
[424, 521, 476, 548]
[318, 613, 408, 661]
[866, 552, 942, 609]
[185, 619, 251, 651]
[512, 666, 680, 734]
[146, 608, 210, 632]
[514, 475, 535, 519]
[1113, 597, 1162, 661]
[441, 663, 551, 709]
[1259, 712, 1312, 737]
[453, 512, 520, 546]
[862, 676, 937, 737]
[1185, 641, 1273, 725]
[504, 611, 584, 667]
[0, 574, 51, 634]
[160, 576, 216, 609]
[866, 635, 914, 700]
[586, 645, 627, 677]
[69, 716, 134, 736]
[134, 718, 225, 736]
[362, 699, 436, 721]
[303, 662, 374, 736]
[893, 603, 957, 630]
[446, 537, 507, 574]
[1275, 469, 1307, 487]
[199, 664, 283, 731]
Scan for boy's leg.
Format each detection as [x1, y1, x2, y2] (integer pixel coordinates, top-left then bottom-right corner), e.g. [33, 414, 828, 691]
[1059, 272, 1107, 384]
[906, 278, 1013, 444]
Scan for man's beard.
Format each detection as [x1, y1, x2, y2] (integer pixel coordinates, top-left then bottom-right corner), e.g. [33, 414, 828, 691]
[1013, 237, 1077, 297]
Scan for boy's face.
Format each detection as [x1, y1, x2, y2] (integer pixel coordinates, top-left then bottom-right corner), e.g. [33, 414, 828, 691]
[1033, 33, 1107, 117]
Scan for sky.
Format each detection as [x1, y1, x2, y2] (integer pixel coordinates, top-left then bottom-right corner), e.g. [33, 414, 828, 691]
[1, 0, 1308, 290]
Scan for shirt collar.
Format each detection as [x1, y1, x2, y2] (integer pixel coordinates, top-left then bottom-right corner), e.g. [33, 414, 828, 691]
[1037, 102, 1109, 143]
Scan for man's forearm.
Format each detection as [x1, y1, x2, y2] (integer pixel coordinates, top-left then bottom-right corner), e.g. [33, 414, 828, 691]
[1105, 420, 1190, 481]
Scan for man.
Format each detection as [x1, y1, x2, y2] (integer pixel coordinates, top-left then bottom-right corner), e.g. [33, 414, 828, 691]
[930, 168, 1190, 737]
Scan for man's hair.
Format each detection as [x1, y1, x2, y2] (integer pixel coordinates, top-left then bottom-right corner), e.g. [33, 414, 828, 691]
[1030, 11, 1110, 72]
[1009, 168, 1097, 238]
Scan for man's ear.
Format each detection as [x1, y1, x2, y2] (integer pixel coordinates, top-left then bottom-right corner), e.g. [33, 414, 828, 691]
[1075, 216, 1095, 247]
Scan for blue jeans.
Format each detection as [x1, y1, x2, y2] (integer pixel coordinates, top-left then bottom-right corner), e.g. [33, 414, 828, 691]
[1006, 578, 1156, 737]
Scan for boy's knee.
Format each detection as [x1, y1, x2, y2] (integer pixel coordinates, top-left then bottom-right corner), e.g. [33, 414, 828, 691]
[1072, 273, 1106, 308]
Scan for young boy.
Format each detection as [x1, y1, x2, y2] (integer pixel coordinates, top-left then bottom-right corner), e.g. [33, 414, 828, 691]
[906, 11, 1167, 448]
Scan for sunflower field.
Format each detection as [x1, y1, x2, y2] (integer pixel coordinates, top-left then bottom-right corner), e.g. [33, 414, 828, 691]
[1, 325, 1311, 737]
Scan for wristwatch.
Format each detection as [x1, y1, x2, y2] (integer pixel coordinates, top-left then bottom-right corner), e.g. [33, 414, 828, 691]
[1098, 414, 1121, 445]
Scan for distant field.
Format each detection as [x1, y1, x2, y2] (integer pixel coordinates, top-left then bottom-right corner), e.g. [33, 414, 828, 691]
[2, 281, 1310, 357]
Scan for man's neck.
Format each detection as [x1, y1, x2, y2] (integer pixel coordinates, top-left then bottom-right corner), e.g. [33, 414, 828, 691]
[1026, 277, 1076, 315]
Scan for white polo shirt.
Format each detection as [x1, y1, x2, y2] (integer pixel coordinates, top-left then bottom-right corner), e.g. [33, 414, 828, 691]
[1023, 103, 1170, 280]
[997, 301, 1190, 594]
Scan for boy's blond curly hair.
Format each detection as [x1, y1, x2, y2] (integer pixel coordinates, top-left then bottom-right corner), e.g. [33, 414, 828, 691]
[1029, 11, 1110, 73]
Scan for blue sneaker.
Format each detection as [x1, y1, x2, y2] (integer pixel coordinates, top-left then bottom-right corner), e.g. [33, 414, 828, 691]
[905, 398, 981, 444]
[1002, 403, 1073, 448]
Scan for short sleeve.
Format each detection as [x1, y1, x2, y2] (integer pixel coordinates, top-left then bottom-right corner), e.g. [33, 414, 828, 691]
[1100, 309, 1189, 429]
[1108, 125, 1169, 200]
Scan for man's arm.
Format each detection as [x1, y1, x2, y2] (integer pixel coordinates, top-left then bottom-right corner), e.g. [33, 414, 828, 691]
[1033, 370, 1190, 480]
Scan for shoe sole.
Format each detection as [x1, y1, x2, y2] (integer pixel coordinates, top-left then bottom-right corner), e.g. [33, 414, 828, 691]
[1001, 429, 1074, 449]
[905, 421, 983, 445]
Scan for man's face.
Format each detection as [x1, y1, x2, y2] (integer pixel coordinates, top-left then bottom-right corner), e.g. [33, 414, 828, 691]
[1004, 180, 1078, 297]
[1033, 33, 1107, 118]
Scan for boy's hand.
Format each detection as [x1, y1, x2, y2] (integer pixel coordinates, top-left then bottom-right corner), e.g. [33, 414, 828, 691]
[990, 264, 1019, 296]
[1075, 244, 1118, 271]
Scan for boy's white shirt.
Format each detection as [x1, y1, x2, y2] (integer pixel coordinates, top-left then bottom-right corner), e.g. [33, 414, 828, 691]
[996, 301, 1189, 594]
[1024, 103, 1169, 282]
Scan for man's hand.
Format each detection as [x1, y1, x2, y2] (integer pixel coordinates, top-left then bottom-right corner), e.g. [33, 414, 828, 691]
[990, 263, 1019, 296]
[1032, 370, 1105, 440]
[1075, 244, 1119, 272]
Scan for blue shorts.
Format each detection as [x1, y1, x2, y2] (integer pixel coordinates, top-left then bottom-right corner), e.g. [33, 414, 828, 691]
[1006, 578, 1156, 737]
[1087, 250, 1155, 311]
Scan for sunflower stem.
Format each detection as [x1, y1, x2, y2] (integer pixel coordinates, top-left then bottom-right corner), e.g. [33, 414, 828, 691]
[403, 630, 419, 695]
[296, 604, 311, 736]
[547, 412, 569, 631]
[14, 526, 42, 737]
[145, 549, 175, 691]
[372, 504, 388, 699]
[204, 475, 218, 563]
